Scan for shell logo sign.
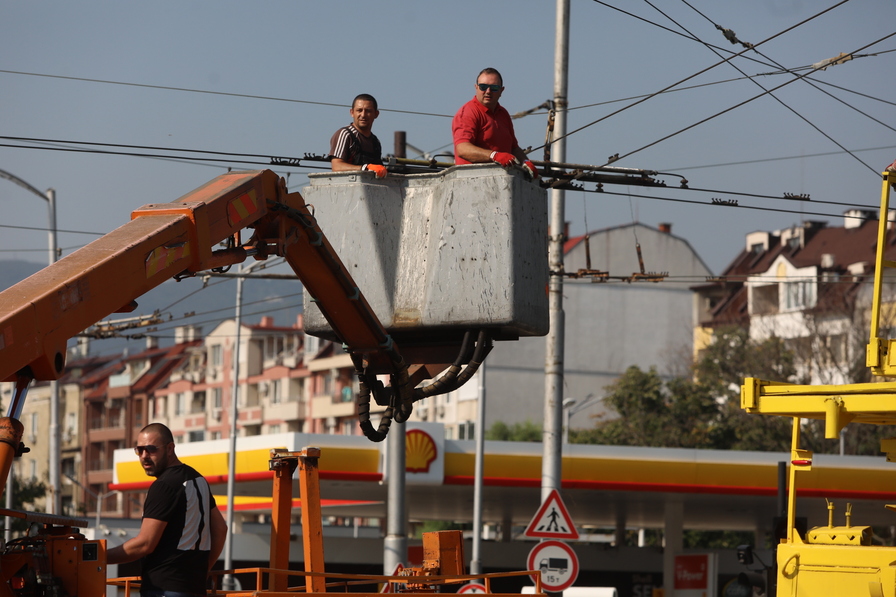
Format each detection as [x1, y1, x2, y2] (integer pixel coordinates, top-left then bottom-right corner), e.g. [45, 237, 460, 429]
[380, 422, 445, 485]
[406, 429, 438, 473]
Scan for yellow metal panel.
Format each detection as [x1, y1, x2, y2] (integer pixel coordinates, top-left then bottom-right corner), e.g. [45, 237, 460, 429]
[777, 542, 896, 596]
[319, 447, 380, 473]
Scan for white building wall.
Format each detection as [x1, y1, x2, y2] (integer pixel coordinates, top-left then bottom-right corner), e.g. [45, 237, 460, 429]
[408, 223, 712, 433]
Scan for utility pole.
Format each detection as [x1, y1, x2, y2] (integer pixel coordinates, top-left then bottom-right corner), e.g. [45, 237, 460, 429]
[0, 171, 59, 515]
[543, 0, 570, 502]
[384, 133, 408, 577]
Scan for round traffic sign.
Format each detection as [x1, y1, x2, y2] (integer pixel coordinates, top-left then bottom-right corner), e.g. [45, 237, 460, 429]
[458, 583, 487, 594]
[527, 540, 579, 592]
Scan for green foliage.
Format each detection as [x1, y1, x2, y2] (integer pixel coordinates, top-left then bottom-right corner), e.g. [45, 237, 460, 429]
[486, 420, 542, 442]
[1, 475, 48, 535]
[414, 520, 467, 538]
[571, 326, 802, 451]
[683, 530, 757, 550]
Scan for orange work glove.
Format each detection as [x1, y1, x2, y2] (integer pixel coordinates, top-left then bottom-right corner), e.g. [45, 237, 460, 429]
[362, 164, 388, 179]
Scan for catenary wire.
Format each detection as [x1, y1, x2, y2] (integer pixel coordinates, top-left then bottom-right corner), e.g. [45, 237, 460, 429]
[659, 145, 896, 172]
[596, 31, 896, 175]
[0, 69, 451, 119]
[669, 0, 896, 168]
[540, 0, 850, 151]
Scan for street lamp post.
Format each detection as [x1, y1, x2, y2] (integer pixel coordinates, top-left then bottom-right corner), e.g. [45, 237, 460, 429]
[223, 259, 267, 589]
[0, 170, 60, 515]
[562, 393, 602, 444]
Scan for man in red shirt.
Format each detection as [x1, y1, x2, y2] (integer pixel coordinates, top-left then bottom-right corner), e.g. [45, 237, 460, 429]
[452, 68, 538, 178]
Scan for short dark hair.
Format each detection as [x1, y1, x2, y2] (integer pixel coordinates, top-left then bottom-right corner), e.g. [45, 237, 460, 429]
[141, 422, 174, 444]
[352, 93, 378, 111]
[477, 67, 503, 87]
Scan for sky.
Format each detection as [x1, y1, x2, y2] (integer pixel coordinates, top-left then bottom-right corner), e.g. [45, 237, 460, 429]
[2, 1, 894, 301]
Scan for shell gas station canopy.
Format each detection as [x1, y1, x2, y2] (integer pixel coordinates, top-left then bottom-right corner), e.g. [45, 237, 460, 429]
[112, 422, 896, 531]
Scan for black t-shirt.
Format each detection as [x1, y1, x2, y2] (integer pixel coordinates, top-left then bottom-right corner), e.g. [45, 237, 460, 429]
[141, 464, 217, 594]
[328, 124, 383, 166]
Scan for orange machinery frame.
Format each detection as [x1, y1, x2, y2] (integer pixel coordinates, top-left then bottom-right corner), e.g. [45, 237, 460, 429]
[108, 447, 545, 597]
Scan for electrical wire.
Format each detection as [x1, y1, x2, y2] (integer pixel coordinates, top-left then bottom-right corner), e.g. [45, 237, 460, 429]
[538, 0, 851, 151]
[578, 185, 869, 221]
[0, 222, 104, 236]
[658, 145, 896, 172]
[669, 0, 894, 172]
[595, 30, 896, 175]
[0, 69, 452, 119]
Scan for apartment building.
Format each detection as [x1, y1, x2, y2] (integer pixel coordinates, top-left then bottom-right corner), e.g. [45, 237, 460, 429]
[693, 210, 896, 385]
[2, 310, 367, 525]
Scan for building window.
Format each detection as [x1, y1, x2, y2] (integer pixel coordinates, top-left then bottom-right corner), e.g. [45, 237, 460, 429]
[322, 372, 333, 396]
[30, 412, 38, 440]
[211, 431, 221, 440]
[783, 281, 815, 311]
[269, 424, 281, 435]
[210, 344, 222, 367]
[175, 393, 185, 416]
[458, 421, 475, 440]
[341, 387, 353, 403]
[271, 380, 282, 404]
[188, 430, 205, 443]
[29, 459, 37, 481]
[213, 387, 223, 408]
[751, 284, 779, 315]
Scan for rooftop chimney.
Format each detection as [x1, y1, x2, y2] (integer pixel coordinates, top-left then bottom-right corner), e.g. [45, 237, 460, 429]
[658, 223, 672, 234]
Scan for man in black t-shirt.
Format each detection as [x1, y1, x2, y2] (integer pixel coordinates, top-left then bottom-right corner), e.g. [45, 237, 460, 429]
[328, 93, 388, 178]
[107, 423, 227, 597]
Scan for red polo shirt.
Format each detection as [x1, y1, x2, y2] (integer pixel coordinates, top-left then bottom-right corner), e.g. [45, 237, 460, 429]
[452, 97, 518, 165]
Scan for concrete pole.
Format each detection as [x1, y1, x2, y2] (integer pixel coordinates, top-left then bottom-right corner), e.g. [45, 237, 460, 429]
[384, 421, 407, 574]
[542, 0, 570, 502]
[46, 188, 61, 515]
[663, 501, 684, 597]
[470, 364, 486, 574]
[223, 264, 248, 590]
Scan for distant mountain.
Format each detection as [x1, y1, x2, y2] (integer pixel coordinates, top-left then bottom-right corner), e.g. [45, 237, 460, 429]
[0, 259, 43, 290]
[1, 259, 304, 359]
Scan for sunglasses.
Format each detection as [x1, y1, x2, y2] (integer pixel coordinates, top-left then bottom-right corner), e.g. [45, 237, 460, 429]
[477, 83, 501, 92]
[134, 444, 162, 455]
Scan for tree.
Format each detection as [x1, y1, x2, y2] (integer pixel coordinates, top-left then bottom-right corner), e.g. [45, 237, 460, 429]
[0, 475, 48, 535]
[571, 327, 799, 451]
[572, 366, 720, 448]
[486, 420, 542, 442]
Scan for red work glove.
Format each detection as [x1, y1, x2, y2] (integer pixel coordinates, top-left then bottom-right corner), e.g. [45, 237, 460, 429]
[522, 160, 539, 179]
[362, 164, 388, 179]
[490, 151, 518, 167]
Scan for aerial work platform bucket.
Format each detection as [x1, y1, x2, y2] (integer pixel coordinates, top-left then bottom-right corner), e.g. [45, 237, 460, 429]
[302, 164, 549, 345]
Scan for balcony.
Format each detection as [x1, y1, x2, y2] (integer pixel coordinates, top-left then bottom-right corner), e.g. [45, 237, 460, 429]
[310, 393, 356, 419]
[264, 399, 304, 423]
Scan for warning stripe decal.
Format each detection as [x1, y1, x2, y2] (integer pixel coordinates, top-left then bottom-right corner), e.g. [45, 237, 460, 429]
[145, 241, 191, 278]
[228, 190, 259, 226]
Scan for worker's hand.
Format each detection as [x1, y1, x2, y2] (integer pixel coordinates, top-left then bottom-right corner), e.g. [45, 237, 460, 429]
[490, 151, 518, 168]
[521, 160, 539, 179]
[362, 164, 388, 179]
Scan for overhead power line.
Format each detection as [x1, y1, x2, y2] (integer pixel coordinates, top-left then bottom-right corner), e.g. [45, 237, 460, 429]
[546, 0, 850, 151]
[667, 0, 895, 173]
[596, 30, 896, 175]
[0, 69, 452, 119]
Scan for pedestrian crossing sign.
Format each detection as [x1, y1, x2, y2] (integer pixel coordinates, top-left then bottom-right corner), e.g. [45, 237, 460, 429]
[523, 489, 579, 539]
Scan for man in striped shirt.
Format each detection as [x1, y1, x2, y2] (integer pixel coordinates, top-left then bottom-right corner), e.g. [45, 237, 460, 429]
[107, 423, 227, 597]
[329, 93, 388, 178]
